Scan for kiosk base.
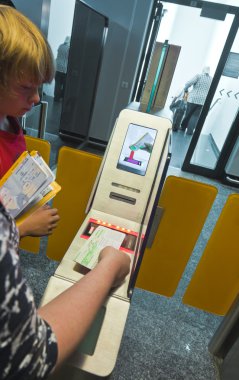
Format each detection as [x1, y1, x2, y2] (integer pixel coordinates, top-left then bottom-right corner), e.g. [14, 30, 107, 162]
[41, 275, 130, 377]
[49, 365, 101, 380]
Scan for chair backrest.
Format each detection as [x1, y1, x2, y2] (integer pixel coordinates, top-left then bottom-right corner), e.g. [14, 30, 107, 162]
[19, 136, 51, 253]
[183, 194, 239, 315]
[46, 146, 102, 261]
[136, 175, 218, 297]
[24, 135, 51, 164]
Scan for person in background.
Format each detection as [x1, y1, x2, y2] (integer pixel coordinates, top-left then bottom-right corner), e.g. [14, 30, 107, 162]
[54, 36, 70, 102]
[169, 89, 188, 132]
[0, 6, 131, 380]
[180, 66, 212, 135]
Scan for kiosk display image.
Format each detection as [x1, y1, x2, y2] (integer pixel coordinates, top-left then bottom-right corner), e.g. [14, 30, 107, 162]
[117, 123, 157, 175]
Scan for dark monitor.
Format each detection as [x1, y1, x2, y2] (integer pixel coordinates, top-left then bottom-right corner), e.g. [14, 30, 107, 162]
[117, 123, 157, 176]
[60, 1, 108, 140]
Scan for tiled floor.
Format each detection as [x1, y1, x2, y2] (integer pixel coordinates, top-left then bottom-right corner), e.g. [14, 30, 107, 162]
[20, 99, 239, 379]
[20, 164, 234, 380]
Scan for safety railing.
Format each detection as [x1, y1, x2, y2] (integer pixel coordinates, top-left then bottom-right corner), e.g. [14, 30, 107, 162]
[20, 100, 48, 139]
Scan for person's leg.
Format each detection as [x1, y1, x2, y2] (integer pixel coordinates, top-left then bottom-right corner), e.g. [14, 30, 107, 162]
[54, 71, 61, 101]
[178, 107, 186, 129]
[186, 104, 203, 135]
[173, 109, 184, 131]
[180, 102, 195, 131]
[58, 72, 65, 100]
[61, 73, 67, 100]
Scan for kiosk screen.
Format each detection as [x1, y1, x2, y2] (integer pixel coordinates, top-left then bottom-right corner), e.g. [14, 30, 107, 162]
[117, 123, 157, 176]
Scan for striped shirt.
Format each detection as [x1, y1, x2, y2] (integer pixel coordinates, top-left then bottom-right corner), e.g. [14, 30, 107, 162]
[184, 73, 212, 105]
[0, 204, 58, 379]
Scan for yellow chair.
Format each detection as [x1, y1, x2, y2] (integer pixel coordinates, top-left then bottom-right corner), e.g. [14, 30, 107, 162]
[19, 135, 51, 253]
[25, 135, 51, 164]
[46, 146, 102, 261]
[136, 176, 217, 297]
[183, 194, 239, 315]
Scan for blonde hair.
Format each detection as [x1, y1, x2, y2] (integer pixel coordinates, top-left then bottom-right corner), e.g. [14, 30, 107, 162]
[0, 5, 55, 91]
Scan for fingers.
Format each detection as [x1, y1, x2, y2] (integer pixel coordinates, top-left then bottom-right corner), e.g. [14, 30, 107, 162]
[48, 209, 60, 223]
[49, 213, 60, 223]
[98, 246, 131, 288]
[42, 204, 51, 210]
[49, 208, 59, 217]
[43, 207, 60, 222]
[50, 221, 59, 229]
[113, 252, 131, 288]
[20, 206, 60, 237]
[47, 210, 60, 234]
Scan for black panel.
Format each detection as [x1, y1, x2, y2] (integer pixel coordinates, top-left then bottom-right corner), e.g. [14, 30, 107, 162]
[200, 3, 228, 21]
[223, 52, 239, 79]
[132, 1, 163, 102]
[59, 0, 108, 140]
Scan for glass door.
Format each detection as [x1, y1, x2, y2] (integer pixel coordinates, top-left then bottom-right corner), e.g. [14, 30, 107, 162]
[182, 12, 239, 181]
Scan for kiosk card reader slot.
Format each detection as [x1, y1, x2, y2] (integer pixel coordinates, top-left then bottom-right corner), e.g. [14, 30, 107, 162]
[41, 109, 172, 377]
[109, 191, 136, 205]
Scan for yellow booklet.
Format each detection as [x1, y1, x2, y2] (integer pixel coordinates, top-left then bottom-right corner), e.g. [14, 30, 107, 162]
[0, 150, 61, 225]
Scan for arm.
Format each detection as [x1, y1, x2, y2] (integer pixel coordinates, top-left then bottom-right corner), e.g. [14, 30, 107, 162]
[18, 204, 60, 237]
[38, 246, 130, 367]
[0, 206, 130, 378]
[184, 74, 200, 92]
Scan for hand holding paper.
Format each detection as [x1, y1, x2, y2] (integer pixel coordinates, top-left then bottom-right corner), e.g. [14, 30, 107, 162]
[75, 226, 126, 270]
[18, 204, 60, 237]
[0, 150, 61, 224]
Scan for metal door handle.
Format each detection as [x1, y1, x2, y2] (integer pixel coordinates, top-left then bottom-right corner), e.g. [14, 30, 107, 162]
[226, 175, 239, 184]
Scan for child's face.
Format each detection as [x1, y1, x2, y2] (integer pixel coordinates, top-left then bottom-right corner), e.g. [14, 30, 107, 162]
[0, 81, 40, 117]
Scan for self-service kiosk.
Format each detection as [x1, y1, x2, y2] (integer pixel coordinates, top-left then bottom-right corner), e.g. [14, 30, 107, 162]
[41, 109, 172, 377]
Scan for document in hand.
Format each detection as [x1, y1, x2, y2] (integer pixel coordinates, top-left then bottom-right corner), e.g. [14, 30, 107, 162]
[0, 150, 61, 223]
[75, 226, 126, 269]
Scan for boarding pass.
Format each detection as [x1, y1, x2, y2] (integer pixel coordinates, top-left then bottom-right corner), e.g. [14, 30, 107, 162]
[75, 226, 126, 269]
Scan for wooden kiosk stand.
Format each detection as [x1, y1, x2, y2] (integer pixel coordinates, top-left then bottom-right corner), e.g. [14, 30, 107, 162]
[41, 109, 172, 377]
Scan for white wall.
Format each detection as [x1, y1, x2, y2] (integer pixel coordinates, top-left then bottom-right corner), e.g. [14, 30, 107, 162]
[157, 3, 234, 106]
[203, 29, 239, 150]
[43, 0, 75, 96]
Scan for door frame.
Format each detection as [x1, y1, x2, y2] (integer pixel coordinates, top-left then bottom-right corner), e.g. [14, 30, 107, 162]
[131, 1, 163, 102]
[142, 0, 239, 180]
[182, 10, 239, 178]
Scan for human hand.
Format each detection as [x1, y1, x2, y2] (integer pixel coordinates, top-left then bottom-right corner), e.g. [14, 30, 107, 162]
[18, 204, 60, 238]
[98, 246, 131, 288]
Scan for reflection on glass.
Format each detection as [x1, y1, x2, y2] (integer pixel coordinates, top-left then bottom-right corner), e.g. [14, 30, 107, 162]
[225, 136, 239, 177]
[190, 15, 239, 170]
[191, 75, 239, 169]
